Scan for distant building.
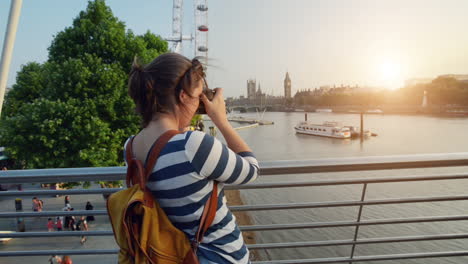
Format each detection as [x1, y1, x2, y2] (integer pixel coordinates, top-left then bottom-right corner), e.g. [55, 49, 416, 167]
[256, 83, 263, 97]
[406, 74, 468, 87]
[255, 83, 266, 105]
[405, 78, 433, 87]
[439, 74, 468, 83]
[284, 72, 291, 98]
[328, 85, 355, 95]
[247, 79, 256, 100]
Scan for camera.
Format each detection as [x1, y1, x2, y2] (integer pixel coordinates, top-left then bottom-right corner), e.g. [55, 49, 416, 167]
[196, 88, 216, 114]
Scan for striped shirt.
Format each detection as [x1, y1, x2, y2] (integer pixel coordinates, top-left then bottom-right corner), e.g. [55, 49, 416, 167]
[124, 130, 259, 263]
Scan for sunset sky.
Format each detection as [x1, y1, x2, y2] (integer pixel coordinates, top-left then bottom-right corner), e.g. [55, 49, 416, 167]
[1, 0, 468, 97]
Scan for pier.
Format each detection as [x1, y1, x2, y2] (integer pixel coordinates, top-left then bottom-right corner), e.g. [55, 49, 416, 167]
[228, 116, 274, 125]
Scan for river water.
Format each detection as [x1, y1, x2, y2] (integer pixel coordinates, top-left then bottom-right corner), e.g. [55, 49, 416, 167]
[220, 112, 468, 263]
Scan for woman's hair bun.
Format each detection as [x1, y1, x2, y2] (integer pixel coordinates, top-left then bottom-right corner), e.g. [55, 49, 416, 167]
[128, 53, 205, 128]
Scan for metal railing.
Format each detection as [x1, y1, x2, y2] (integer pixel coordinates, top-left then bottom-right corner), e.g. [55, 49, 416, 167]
[1, 153, 468, 263]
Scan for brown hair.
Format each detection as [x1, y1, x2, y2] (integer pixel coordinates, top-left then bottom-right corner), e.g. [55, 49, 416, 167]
[62, 255, 72, 264]
[128, 53, 206, 127]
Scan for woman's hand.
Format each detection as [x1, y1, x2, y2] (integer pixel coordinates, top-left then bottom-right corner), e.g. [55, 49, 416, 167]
[201, 88, 251, 152]
[200, 88, 229, 127]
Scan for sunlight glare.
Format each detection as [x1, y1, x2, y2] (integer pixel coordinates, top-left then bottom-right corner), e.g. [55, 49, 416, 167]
[378, 61, 403, 90]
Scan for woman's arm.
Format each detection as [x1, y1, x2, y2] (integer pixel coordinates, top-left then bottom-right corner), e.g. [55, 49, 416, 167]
[185, 131, 259, 185]
[200, 88, 251, 153]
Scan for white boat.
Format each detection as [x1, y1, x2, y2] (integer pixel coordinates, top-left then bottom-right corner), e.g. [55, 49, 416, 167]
[366, 109, 383, 114]
[344, 126, 371, 138]
[316, 108, 332, 113]
[294, 121, 351, 139]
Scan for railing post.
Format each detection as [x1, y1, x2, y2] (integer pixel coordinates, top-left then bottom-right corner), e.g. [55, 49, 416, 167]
[349, 183, 367, 263]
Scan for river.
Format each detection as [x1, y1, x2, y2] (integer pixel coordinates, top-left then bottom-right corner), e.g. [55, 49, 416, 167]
[219, 112, 468, 263]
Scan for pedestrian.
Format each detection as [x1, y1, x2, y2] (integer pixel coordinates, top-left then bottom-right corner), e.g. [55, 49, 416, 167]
[198, 119, 205, 131]
[32, 197, 39, 212]
[63, 206, 70, 230]
[124, 53, 259, 262]
[49, 255, 72, 264]
[47, 218, 54, 232]
[76, 216, 88, 244]
[69, 208, 76, 231]
[38, 199, 44, 212]
[85, 201, 95, 222]
[55, 217, 63, 231]
[64, 195, 70, 207]
[61, 256, 72, 264]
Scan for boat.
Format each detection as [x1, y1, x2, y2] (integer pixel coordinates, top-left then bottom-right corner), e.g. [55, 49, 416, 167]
[294, 121, 351, 139]
[445, 110, 468, 116]
[316, 108, 332, 113]
[366, 109, 384, 114]
[344, 126, 371, 138]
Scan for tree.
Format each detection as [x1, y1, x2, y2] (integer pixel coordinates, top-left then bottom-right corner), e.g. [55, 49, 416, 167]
[0, 0, 168, 173]
[2, 62, 47, 117]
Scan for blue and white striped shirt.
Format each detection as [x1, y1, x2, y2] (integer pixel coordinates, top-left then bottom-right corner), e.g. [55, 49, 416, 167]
[124, 130, 259, 263]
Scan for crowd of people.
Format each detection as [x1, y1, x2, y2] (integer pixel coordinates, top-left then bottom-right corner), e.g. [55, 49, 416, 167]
[48, 255, 73, 264]
[32, 195, 95, 245]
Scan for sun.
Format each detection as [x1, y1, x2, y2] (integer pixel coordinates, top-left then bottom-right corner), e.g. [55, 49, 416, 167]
[378, 61, 404, 90]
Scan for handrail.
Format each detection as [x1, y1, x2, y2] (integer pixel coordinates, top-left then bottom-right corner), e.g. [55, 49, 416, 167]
[1, 153, 468, 262]
[1, 215, 467, 238]
[2, 172, 468, 194]
[251, 251, 468, 264]
[1, 194, 468, 218]
[1, 152, 468, 183]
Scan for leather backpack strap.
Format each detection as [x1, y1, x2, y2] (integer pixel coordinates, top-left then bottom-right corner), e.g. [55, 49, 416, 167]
[194, 183, 218, 247]
[125, 130, 179, 188]
[144, 130, 180, 180]
[140, 130, 180, 208]
[125, 137, 143, 188]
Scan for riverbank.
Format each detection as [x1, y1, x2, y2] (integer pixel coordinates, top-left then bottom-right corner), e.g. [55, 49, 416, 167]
[229, 105, 468, 117]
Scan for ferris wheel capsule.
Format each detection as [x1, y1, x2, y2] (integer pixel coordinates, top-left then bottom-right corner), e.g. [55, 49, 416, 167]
[198, 46, 208, 52]
[198, 25, 208, 32]
[197, 5, 208, 11]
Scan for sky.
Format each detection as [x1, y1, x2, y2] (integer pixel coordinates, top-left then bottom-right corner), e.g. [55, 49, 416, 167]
[1, 0, 468, 98]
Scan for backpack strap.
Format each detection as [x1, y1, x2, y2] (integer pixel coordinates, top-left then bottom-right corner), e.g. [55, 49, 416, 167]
[124, 136, 141, 188]
[144, 130, 180, 179]
[193, 182, 218, 249]
[125, 130, 179, 189]
[142, 130, 180, 208]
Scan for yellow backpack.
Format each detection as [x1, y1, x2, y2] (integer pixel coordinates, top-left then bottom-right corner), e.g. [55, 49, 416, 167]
[107, 130, 218, 264]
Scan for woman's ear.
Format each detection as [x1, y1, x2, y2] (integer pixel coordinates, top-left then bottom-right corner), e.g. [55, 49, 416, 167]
[179, 90, 188, 104]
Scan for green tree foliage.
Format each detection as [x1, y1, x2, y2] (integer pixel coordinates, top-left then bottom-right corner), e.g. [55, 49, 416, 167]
[2, 62, 47, 117]
[0, 0, 168, 171]
[190, 115, 203, 127]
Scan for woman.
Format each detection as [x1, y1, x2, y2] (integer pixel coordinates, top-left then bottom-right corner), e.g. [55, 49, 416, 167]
[32, 197, 39, 212]
[64, 195, 70, 207]
[126, 53, 259, 263]
[68, 208, 76, 231]
[49, 255, 72, 264]
[76, 216, 89, 245]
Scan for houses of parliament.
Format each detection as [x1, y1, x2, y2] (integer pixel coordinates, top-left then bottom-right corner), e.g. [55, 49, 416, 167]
[244, 72, 292, 105]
